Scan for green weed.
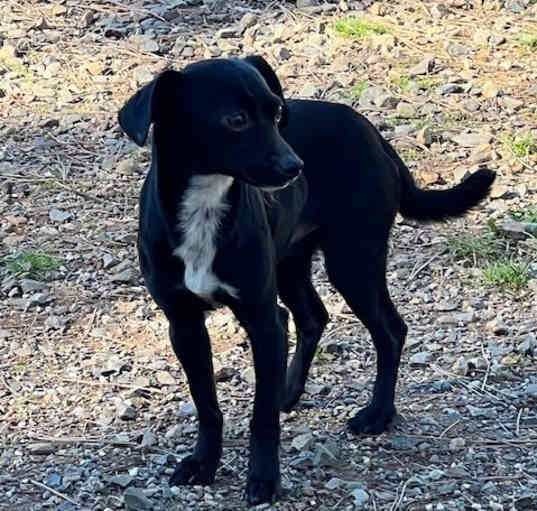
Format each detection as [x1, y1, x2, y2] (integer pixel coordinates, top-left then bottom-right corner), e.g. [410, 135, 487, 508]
[502, 134, 537, 158]
[483, 261, 531, 290]
[5, 251, 61, 279]
[334, 17, 387, 38]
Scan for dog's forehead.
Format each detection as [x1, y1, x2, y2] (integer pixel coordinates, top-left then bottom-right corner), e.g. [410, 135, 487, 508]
[183, 59, 274, 99]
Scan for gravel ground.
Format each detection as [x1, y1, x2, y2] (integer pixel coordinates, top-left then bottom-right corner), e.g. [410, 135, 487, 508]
[1, 0, 537, 510]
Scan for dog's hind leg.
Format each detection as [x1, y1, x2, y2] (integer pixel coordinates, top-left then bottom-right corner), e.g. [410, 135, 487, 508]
[167, 310, 223, 487]
[277, 247, 328, 412]
[322, 237, 407, 435]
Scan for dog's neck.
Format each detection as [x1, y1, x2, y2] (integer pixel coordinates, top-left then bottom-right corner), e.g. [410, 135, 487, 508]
[172, 174, 238, 301]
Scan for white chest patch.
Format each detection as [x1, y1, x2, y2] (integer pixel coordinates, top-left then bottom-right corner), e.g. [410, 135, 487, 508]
[173, 174, 238, 301]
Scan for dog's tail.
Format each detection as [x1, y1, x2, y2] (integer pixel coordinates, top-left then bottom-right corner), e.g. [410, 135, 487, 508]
[382, 139, 496, 221]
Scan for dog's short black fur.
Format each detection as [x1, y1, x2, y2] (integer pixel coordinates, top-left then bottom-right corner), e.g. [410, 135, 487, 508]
[118, 56, 495, 505]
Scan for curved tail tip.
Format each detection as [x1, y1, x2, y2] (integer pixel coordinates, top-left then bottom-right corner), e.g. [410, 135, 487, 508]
[466, 168, 496, 188]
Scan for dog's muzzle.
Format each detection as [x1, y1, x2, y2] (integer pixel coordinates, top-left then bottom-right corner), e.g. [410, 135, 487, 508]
[261, 171, 302, 193]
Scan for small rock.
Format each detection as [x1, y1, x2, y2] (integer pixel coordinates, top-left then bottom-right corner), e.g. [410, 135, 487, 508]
[312, 442, 339, 467]
[238, 12, 257, 34]
[45, 472, 62, 489]
[217, 27, 237, 39]
[292, 432, 314, 451]
[165, 425, 182, 439]
[108, 474, 134, 488]
[28, 442, 57, 455]
[519, 334, 537, 355]
[502, 96, 524, 110]
[134, 65, 154, 86]
[466, 405, 493, 418]
[395, 102, 416, 118]
[117, 401, 137, 420]
[325, 477, 342, 490]
[141, 430, 157, 448]
[49, 208, 73, 223]
[416, 126, 433, 146]
[109, 269, 135, 283]
[350, 488, 369, 507]
[359, 86, 388, 108]
[473, 29, 491, 46]
[117, 158, 140, 175]
[482, 81, 500, 99]
[437, 83, 464, 95]
[486, 319, 509, 335]
[374, 94, 399, 109]
[123, 487, 153, 510]
[178, 402, 196, 418]
[449, 437, 466, 451]
[425, 469, 445, 481]
[408, 55, 434, 76]
[156, 370, 175, 385]
[297, 0, 316, 7]
[525, 384, 537, 398]
[451, 133, 492, 147]
[446, 42, 473, 57]
[241, 367, 255, 384]
[102, 253, 118, 269]
[20, 279, 45, 294]
[409, 351, 431, 366]
[139, 36, 159, 53]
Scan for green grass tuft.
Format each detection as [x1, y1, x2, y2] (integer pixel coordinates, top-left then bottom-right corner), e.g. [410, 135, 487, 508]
[509, 205, 537, 223]
[502, 134, 537, 158]
[334, 17, 387, 38]
[5, 251, 62, 279]
[445, 232, 505, 264]
[519, 33, 537, 51]
[349, 80, 369, 100]
[483, 261, 531, 290]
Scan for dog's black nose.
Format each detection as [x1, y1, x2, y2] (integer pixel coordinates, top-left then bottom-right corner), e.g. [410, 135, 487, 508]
[275, 153, 304, 177]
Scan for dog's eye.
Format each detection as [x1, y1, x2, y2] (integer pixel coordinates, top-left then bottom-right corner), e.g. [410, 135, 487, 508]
[223, 112, 249, 131]
[275, 105, 283, 124]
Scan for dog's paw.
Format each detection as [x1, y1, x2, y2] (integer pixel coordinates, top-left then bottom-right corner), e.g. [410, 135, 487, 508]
[246, 476, 281, 505]
[169, 455, 216, 486]
[280, 384, 303, 413]
[347, 405, 396, 435]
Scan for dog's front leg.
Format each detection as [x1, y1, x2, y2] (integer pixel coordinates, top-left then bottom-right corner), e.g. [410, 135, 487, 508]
[166, 312, 223, 487]
[233, 304, 287, 505]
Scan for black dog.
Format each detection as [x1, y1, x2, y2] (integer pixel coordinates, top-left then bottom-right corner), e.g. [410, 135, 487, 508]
[118, 56, 495, 505]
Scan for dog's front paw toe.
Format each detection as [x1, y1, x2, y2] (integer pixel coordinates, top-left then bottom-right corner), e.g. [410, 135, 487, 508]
[246, 476, 281, 505]
[347, 405, 396, 435]
[169, 455, 216, 486]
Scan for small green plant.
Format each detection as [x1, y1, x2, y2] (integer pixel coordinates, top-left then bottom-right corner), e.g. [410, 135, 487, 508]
[446, 233, 505, 264]
[395, 75, 411, 91]
[349, 80, 369, 100]
[415, 78, 437, 90]
[398, 146, 421, 163]
[334, 17, 387, 38]
[519, 33, 537, 51]
[483, 261, 531, 290]
[509, 205, 537, 223]
[5, 251, 61, 279]
[502, 134, 537, 158]
[386, 116, 410, 127]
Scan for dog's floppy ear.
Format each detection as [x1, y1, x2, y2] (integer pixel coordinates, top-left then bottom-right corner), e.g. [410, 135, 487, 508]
[118, 69, 181, 146]
[243, 55, 289, 126]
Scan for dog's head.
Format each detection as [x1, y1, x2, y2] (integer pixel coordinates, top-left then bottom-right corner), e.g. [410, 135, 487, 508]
[118, 56, 303, 189]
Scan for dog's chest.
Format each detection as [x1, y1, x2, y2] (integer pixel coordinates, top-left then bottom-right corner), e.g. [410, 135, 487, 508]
[173, 175, 238, 301]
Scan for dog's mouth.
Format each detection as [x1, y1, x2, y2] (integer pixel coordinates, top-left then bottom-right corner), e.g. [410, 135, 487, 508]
[259, 172, 302, 192]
